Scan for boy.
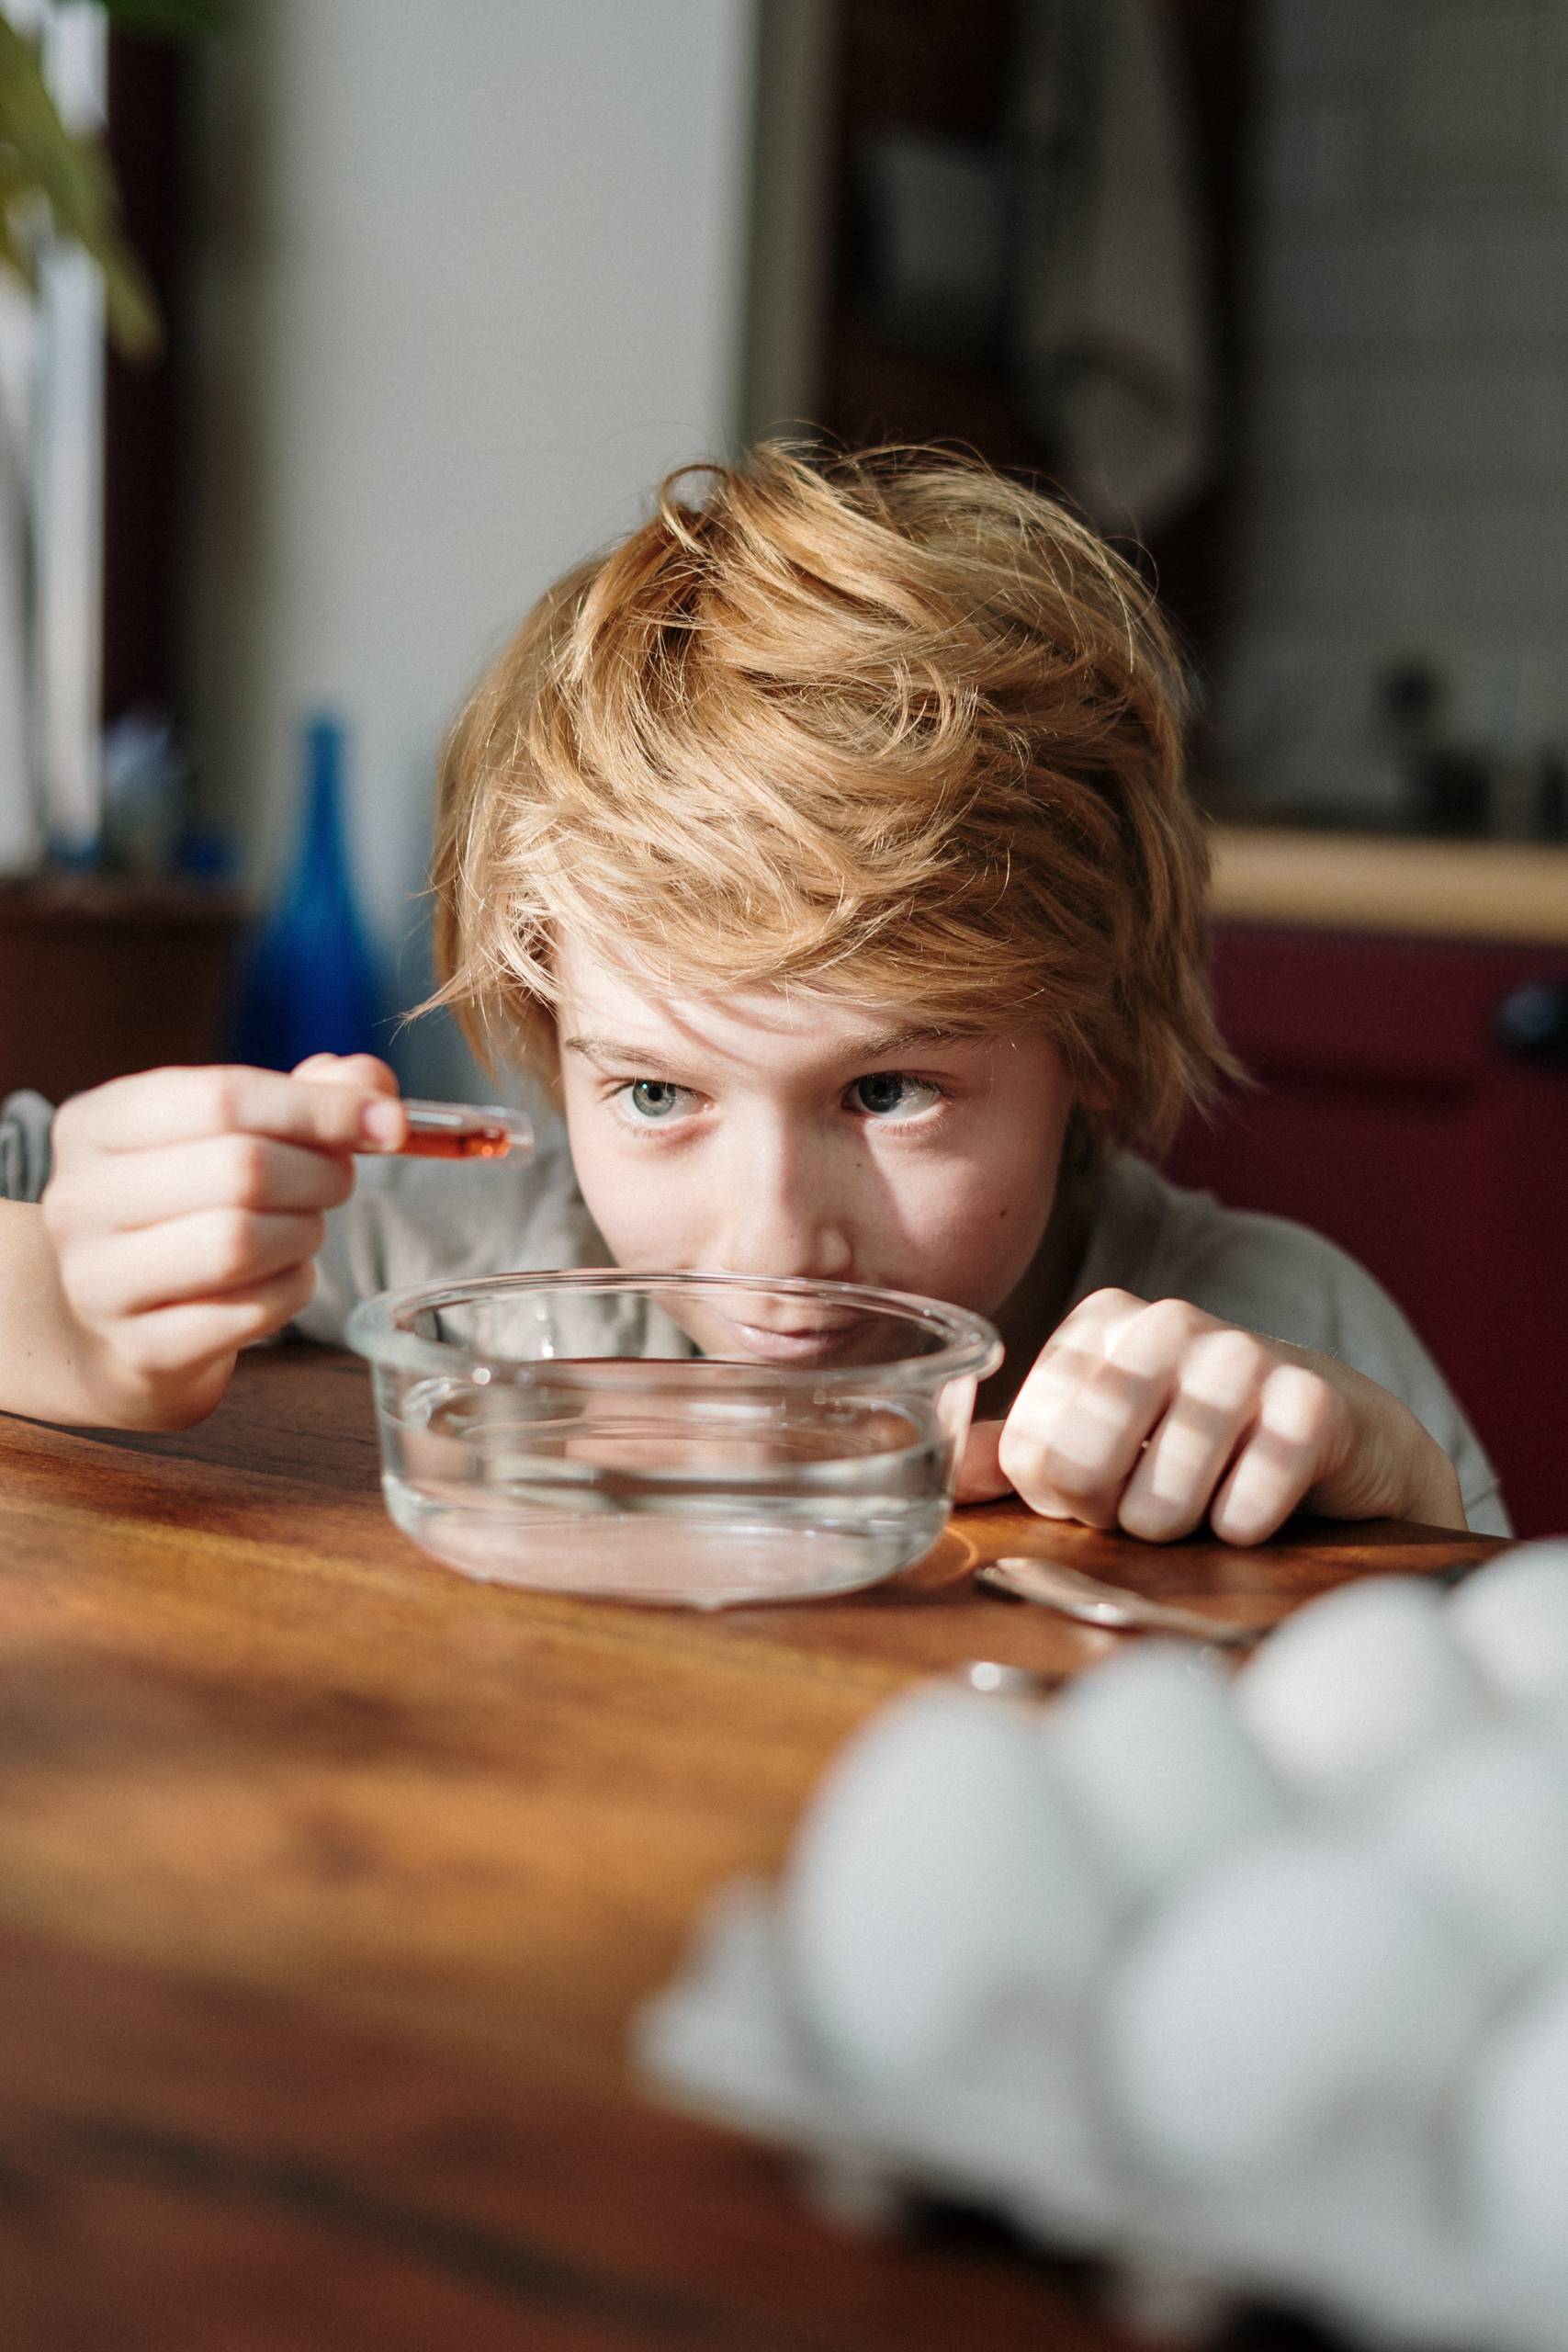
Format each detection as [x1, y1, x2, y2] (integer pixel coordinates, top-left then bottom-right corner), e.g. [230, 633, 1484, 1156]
[0, 446, 1506, 1540]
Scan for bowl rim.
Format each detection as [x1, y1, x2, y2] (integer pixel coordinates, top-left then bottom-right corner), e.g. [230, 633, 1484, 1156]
[345, 1266, 1003, 1389]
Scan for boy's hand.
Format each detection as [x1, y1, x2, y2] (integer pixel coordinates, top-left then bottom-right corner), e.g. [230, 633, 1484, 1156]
[957, 1288, 1468, 1542]
[39, 1055, 406, 1429]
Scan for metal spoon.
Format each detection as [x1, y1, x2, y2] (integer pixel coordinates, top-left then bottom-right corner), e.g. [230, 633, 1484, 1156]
[977, 1555, 1265, 1647]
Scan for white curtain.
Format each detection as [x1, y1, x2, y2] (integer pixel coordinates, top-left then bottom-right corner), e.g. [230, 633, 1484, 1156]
[0, 267, 37, 873]
[0, 0, 107, 876]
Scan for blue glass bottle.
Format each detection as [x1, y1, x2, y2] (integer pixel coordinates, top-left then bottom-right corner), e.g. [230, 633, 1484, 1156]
[230, 712, 381, 1069]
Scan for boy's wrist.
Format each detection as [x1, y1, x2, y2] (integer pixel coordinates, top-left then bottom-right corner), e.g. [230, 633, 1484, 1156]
[1306, 1374, 1468, 1533]
[1395, 1434, 1468, 1532]
[1371, 1396, 1467, 1531]
[59, 1313, 231, 1433]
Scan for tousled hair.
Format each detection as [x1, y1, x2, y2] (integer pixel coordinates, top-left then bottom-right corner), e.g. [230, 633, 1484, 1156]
[425, 442, 1235, 1149]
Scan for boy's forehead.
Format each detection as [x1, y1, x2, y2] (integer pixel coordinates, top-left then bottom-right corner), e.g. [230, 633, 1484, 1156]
[552, 932, 989, 1064]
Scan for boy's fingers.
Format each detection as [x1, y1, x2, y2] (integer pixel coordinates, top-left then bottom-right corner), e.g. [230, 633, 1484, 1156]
[57, 1065, 396, 1156]
[66, 1210, 327, 1319]
[1114, 1398, 1254, 1543]
[998, 1288, 1161, 1471]
[290, 1055, 406, 1150]
[1113, 1329, 1275, 1542]
[290, 1052, 400, 1097]
[1002, 1297, 1208, 1524]
[1028, 1288, 1148, 1396]
[992, 1296, 1356, 1544]
[954, 1418, 1013, 1505]
[1208, 1365, 1340, 1545]
[110, 1263, 321, 1377]
[51, 1135, 357, 1235]
[1047, 1286, 1157, 1352]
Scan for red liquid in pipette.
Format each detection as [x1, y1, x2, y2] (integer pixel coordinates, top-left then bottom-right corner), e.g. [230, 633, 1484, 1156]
[400, 1121, 515, 1161]
[368, 1101, 534, 1162]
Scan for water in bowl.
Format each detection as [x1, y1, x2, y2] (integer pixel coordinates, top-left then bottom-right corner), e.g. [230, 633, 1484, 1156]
[378, 1363, 952, 1606]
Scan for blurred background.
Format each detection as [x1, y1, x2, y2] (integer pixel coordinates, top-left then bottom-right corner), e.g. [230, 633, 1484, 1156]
[0, 0, 1563, 1528]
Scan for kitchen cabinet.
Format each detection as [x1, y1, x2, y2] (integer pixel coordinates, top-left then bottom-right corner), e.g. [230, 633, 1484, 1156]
[1165, 922, 1568, 1538]
[0, 880, 242, 1105]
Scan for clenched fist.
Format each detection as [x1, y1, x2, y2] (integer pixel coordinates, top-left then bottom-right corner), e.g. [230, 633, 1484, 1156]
[957, 1288, 1467, 1543]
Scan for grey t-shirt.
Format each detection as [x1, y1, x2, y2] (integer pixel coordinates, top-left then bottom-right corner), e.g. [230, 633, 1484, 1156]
[0, 1086, 1509, 1533]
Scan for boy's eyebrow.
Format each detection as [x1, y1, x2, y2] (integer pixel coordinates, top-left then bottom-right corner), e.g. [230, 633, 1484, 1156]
[560, 1035, 671, 1065]
[559, 1024, 964, 1067]
[834, 1023, 964, 1061]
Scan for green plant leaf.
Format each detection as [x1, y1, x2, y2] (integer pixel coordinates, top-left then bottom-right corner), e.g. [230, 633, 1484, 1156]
[0, 199, 37, 294]
[0, 14, 159, 356]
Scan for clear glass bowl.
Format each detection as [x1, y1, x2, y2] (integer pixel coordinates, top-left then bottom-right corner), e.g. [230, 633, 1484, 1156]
[347, 1270, 1002, 1608]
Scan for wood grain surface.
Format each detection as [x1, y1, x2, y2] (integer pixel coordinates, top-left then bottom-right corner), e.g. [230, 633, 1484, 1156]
[0, 1345, 1503, 2350]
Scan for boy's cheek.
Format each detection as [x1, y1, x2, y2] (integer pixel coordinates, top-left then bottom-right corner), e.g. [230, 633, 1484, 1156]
[569, 1134, 691, 1265]
[896, 1167, 1056, 1308]
[935, 1227, 1049, 1319]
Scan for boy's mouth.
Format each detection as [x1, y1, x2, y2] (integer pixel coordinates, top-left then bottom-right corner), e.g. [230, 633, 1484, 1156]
[719, 1315, 874, 1365]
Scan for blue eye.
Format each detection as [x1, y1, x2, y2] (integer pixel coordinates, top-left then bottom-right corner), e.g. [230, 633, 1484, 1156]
[848, 1073, 941, 1119]
[625, 1080, 684, 1120]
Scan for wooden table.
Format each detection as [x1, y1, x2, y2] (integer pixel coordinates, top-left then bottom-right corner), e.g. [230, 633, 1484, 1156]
[0, 1346, 1503, 2352]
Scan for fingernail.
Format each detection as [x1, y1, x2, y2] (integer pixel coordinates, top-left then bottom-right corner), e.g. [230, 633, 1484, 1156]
[360, 1099, 404, 1148]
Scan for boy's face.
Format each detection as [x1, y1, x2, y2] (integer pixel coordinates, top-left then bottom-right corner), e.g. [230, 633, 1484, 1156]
[553, 933, 1074, 1362]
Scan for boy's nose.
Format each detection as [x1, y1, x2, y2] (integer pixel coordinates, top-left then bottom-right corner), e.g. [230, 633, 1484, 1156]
[713, 1136, 855, 1283]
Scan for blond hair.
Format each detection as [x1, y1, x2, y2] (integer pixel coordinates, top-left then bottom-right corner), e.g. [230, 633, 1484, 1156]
[427, 443, 1234, 1149]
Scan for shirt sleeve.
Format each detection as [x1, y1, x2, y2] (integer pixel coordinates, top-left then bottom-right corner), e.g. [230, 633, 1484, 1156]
[294, 1105, 613, 1346]
[0, 1091, 54, 1204]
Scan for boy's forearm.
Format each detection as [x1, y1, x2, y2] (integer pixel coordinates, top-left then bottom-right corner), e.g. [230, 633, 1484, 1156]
[0, 1200, 202, 1431]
